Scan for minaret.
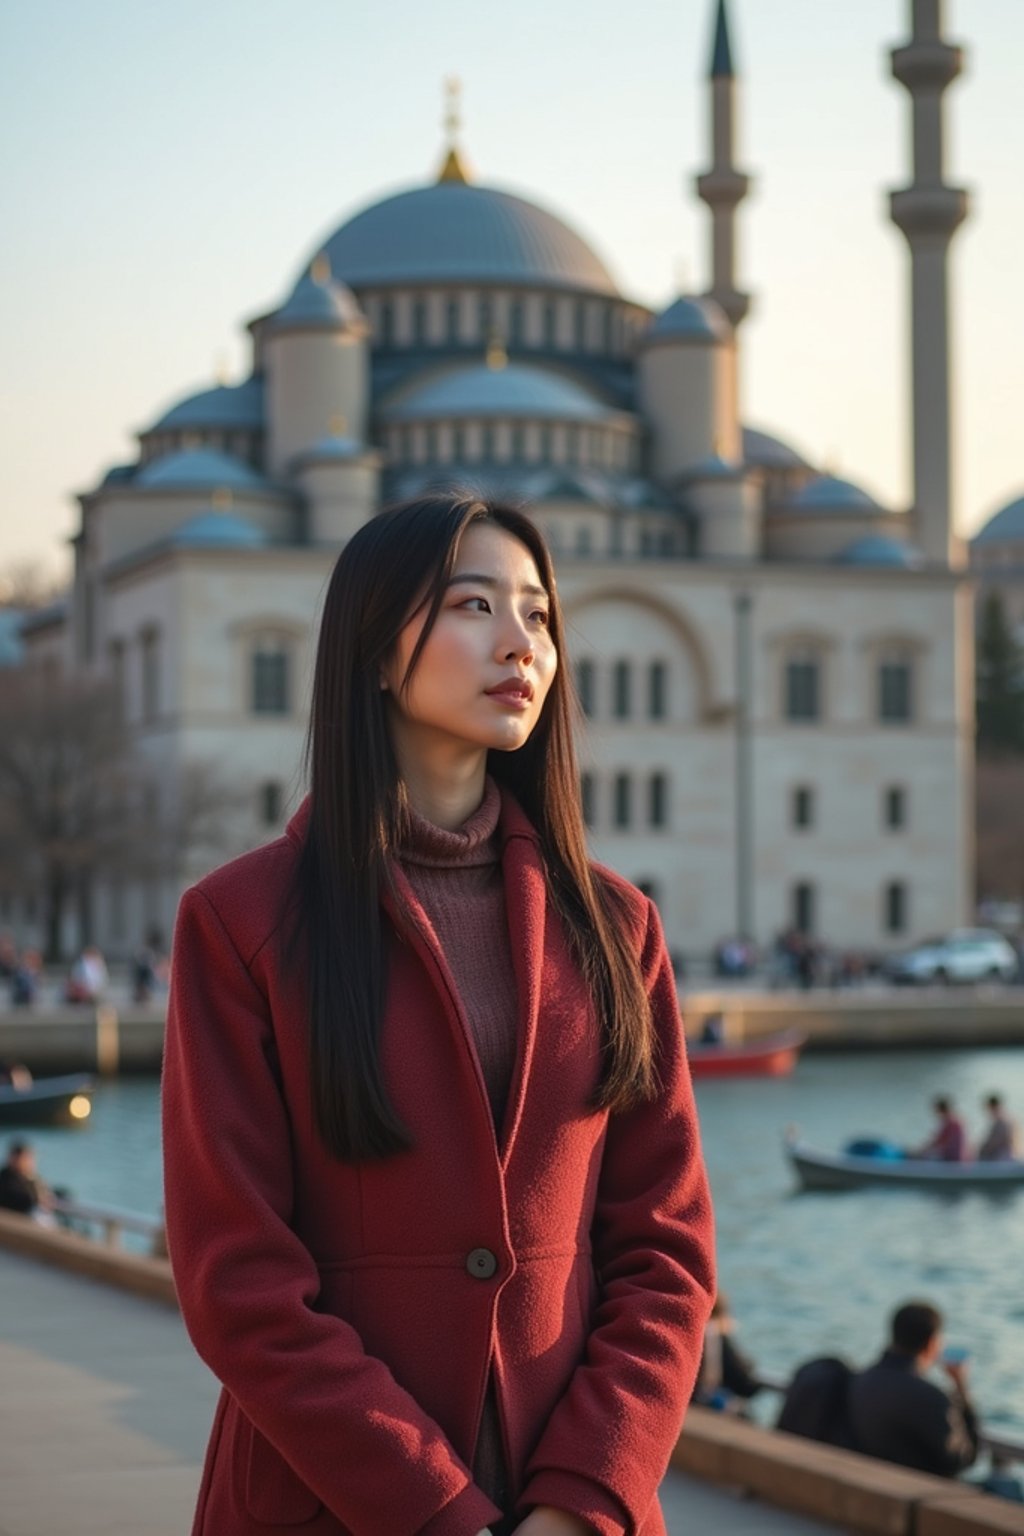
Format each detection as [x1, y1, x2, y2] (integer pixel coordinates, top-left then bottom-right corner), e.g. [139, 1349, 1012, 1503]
[889, 0, 969, 566]
[695, 0, 751, 330]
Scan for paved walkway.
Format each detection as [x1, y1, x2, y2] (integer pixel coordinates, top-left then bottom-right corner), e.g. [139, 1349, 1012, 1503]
[0, 1247, 841, 1535]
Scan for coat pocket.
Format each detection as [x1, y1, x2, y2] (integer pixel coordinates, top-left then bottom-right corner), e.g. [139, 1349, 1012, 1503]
[243, 1415, 323, 1526]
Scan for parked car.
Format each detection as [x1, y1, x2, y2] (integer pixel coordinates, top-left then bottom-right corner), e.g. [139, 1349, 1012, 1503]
[885, 929, 1020, 986]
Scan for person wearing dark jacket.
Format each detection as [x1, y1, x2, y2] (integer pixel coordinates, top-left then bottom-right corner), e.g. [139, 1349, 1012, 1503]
[847, 1301, 979, 1477]
[0, 1141, 44, 1216]
[695, 1292, 762, 1411]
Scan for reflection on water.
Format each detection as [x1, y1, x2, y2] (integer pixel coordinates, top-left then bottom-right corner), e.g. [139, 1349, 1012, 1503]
[13, 1046, 1024, 1437]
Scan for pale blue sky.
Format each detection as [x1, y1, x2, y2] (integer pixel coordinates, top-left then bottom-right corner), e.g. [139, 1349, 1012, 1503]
[2, 0, 1022, 577]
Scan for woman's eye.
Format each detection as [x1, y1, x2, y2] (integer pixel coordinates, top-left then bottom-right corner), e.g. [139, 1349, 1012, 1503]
[459, 596, 491, 613]
[530, 609, 551, 626]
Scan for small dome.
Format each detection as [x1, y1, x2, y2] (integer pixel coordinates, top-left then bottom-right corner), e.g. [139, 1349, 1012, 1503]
[266, 261, 367, 334]
[169, 511, 268, 549]
[742, 426, 809, 471]
[834, 535, 924, 569]
[972, 494, 1024, 546]
[787, 474, 884, 515]
[641, 295, 730, 346]
[382, 362, 616, 423]
[136, 448, 268, 491]
[679, 451, 743, 481]
[315, 181, 618, 296]
[296, 433, 366, 463]
[151, 376, 264, 432]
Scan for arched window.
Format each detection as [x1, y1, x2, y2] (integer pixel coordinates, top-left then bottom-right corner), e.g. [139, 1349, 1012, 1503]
[648, 660, 668, 719]
[648, 773, 668, 829]
[260, 780, 283, 825]
[575, 525, 592, 556]
[511, 423, 525, 460]
[574, 301, 586, 348]
[446, 297, 460, 344]
[140, 626, 161, 723]
[478, 294, 492, 339]
[576, 657, 596, 717]
[613, 773, 631, 829]
[612, 659, 631, 719]
[543, 300, 557, 348]
[425, 424, 439, 462]
[481, 423, 496, 460]
[884, 785, 907, 830]
[379, 300, 394, 347]
[509, 299, 524, 348]
[539, 423, 553, 461]
[251, 639, 290, 715]
[452, 424, 466, 461]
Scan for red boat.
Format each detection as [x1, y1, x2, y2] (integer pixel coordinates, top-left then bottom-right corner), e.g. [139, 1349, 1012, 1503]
[686, 1027, 805, 1079]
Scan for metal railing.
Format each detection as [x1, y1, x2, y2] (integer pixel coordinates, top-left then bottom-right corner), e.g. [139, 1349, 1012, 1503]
[52, 1196, 165, 1255]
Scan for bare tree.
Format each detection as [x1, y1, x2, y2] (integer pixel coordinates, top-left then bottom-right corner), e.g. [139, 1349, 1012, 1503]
[976, 757, 1024, 904]
[0, 560, 67, 610]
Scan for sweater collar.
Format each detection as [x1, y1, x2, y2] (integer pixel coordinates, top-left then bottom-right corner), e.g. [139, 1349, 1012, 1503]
[399, 777, 501, 870]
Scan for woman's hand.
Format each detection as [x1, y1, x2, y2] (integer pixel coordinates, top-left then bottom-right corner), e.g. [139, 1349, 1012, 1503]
[516, 1509, 592, 1535]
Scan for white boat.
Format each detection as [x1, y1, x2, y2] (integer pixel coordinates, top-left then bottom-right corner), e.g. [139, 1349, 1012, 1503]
[784, 1131, 1024, 1192]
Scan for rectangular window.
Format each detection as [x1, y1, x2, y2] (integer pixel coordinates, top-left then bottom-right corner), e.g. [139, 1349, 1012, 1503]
[612, 660, 631, 720]
[792, 785, 814, 830]
[648, 661, 668, 720]
[576, 658, 595, 717]
[261, 781, 283, 825]
[581, 772, 595, 828]
[108, 639, 126, 722]
[613, 773, 631, 829]
[879, 661, 913, 723]
[885, 881, 908, 934]
[252, 648, 289, 714]
[786, 658, 820, 722]
[885, 785, 906, 830]
[793, 881, 815, 935]
[412, 299, 428, 345]
[446, 298, 460, 344]
[648, 773, 668, 829]
[543, 300, 557, 348]
[140, 629, 160, 723]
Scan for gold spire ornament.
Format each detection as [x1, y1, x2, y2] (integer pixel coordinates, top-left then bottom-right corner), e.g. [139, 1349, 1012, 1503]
[485, 330, 507, 371]
[437, 75, 471, 184]
[310, 252, 331, 285]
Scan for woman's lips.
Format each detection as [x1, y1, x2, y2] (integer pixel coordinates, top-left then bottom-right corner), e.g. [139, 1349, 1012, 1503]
[485, 679, 533, 709]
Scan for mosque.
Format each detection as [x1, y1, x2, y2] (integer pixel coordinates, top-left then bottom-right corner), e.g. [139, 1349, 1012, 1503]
[22, 0, 1015, 964]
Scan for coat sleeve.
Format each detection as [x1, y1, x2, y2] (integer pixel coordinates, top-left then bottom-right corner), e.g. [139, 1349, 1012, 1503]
[162, 886, 501, 1536]
[517, 898, 716, 1535]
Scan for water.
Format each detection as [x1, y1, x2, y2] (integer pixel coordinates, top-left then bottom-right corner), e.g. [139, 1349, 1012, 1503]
[16, 1046, 1024, 1439]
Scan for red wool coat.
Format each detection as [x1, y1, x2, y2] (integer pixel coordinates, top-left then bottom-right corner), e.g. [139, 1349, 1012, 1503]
[162, 792, 715, 1536]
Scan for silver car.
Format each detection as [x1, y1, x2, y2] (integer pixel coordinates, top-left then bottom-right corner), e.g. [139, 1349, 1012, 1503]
[887, 928, 1020, 985]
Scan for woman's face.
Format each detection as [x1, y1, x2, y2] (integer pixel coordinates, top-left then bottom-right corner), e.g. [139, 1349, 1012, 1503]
[383, 521, 558, 758]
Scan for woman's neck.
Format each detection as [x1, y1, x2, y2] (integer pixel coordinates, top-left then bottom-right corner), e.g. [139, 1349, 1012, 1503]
[397, 744, 488, 831]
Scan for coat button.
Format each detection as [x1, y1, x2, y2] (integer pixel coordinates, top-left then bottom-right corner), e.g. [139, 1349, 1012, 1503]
[466, 1247, 498, 1279]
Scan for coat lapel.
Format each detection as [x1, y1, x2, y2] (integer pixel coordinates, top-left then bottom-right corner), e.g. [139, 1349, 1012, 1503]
[496, 799, 547, 1169]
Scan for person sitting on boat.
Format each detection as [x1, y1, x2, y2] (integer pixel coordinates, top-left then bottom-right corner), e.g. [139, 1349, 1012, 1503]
[0, 1059, 33, 1090]
[911, 1096, 969, 1162]
[847, 1301, 979, 1478]
[976, 1094, 1021, 1161]
[0, 1140, 55, 1224]
[694, 1292, 762, 1414]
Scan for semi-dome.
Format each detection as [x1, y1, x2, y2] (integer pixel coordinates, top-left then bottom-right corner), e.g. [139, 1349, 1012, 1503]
[972, 494, 1024, 546]
[313, 182, 618, 296]
[742, 426, 810, 471]
[100, 463, 136, 487]
[266, 261, 367, 334]
[786, 474, 884, 515]
[641, 295, 730, 346]
[382, 362, 617, 423]
[136, 448, 268, 491]
[834, 535, 924, 569]
[151, 376, 264, 432]
[169, 511, 268, 549]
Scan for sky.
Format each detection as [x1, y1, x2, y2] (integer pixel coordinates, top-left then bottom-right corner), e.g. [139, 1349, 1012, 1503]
[1, 0, 1022, 582]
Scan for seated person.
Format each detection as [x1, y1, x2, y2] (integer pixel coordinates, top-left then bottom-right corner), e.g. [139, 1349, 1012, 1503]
[847, 1300, 978, 1478]
[0, 1140, 53, 1220]
[910, 1096, 969, 1162]
[977, 1094, 1021, 1161]
[694, 1291, 761, 1412]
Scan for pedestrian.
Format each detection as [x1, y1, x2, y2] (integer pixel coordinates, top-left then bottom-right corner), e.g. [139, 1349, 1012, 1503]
[846, 1300, 979, 1478]
[976, 1094, 1021, 1161]
[0, 1139, 55, 1224]
[695, 1292, 762, 1413]
[161, 493, 716, 1536]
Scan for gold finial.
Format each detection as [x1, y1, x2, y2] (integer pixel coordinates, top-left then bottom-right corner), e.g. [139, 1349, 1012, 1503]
[310, 252, 331, 284]
[437, 75, 471, 184]
[214, 352, 230, 386]
[329, 413, 348, 437]
[486, 330, 507, 371]
[211, 487, 234, 511]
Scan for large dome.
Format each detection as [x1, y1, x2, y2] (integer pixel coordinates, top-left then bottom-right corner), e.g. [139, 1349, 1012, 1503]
[314, 182, 619, 297]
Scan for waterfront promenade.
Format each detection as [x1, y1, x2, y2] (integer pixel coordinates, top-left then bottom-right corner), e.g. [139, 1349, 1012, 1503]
[0, 1246, 839, 1536]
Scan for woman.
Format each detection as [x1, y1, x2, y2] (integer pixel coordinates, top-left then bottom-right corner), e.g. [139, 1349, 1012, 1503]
[162, 493, 715, 1536]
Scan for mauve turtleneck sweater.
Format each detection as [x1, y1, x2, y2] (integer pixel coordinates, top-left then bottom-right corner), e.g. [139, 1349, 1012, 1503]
[398, 777, 518, 1517]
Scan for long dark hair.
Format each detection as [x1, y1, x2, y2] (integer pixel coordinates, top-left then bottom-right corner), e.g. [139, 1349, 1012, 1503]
[293, 491, 655, 1161]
